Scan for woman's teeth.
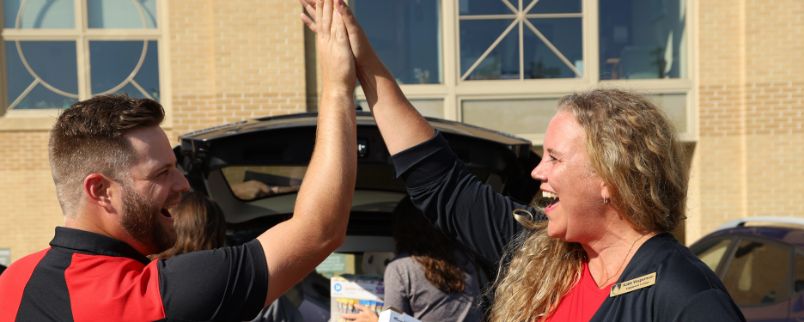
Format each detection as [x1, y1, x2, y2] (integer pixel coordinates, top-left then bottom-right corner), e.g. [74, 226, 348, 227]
[534, 191, 559, 209]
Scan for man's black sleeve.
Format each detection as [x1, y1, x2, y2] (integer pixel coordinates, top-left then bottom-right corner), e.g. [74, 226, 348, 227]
[157, 239, 268, 321]
[392, 133, 539, 266]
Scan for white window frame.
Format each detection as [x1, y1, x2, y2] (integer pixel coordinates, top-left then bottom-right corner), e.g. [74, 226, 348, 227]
[0, 0, 171, 130]
[356, 0, 696, 143]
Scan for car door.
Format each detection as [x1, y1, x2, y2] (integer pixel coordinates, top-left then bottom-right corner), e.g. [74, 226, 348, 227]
[791, 248, 804, 321]
[720, 237, 793, 322]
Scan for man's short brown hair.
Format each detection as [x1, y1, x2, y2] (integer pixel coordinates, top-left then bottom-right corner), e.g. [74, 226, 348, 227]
[49, 95, 165, 216]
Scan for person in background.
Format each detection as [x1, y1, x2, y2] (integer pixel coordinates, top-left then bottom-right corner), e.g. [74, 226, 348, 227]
[0, 1, 357, 319]
[153, 192, 227, 259]
[297, 1, 744, 321]
[342, 198, 484, 322]
[154, 191, 303, 322]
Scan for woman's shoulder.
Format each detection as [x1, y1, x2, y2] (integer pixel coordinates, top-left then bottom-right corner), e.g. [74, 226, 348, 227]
[616, 234, 741, 318]
[627, 234, 725, 295]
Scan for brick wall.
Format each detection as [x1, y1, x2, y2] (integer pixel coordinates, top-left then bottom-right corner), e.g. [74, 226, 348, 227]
[168, 0, 308, 139]
[690, 0, 804, 243]
[0, 131, 62, 260]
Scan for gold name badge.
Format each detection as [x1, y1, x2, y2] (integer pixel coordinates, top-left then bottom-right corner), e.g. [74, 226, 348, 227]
[610, 272, 657, 297]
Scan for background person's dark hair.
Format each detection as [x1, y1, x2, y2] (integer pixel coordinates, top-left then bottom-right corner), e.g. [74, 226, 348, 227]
[156, 192, 227, 259]
[48, 95, 165, 217]
[392, 197, 466, 294]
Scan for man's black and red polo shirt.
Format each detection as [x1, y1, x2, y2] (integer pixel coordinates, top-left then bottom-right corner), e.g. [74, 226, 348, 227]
[0, 227, 268, 321]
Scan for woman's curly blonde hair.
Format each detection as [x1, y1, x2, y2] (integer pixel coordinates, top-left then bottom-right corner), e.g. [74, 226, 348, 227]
[488, 89, 689, 321]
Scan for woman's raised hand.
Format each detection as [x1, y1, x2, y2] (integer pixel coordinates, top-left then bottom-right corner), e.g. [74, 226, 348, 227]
[299, 0, 376, 67]
[313, 0, 356, 95]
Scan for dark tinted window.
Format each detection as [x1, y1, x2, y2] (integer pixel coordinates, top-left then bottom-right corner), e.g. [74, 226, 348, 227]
[352, 0, 441, 84]
[694, 237, 732, 273]
[599, 0, 686, 80]
[722, 239, 792, 306]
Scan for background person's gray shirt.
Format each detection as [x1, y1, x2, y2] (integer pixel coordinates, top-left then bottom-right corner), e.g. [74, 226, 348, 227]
[383, 252, 484, 322]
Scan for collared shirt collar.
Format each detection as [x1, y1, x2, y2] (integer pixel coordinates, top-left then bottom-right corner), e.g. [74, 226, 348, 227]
[50, 226, 151, 264]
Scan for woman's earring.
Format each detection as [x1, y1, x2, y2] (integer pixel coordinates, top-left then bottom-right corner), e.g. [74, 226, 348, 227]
[603, 197, 610, 205]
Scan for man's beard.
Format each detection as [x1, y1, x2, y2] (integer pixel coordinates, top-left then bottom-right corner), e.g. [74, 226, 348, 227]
[120, 186, 176, 255]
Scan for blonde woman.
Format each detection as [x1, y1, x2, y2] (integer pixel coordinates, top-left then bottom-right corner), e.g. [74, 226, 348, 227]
[299, 2, 744, 321]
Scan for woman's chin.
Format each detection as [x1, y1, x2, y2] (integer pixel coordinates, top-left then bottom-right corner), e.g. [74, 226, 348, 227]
[545, 223, 565, 240]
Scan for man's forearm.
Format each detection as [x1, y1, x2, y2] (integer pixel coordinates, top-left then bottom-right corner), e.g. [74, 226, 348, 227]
[294, 90, 356, 247]
[256, 89, 356, 303]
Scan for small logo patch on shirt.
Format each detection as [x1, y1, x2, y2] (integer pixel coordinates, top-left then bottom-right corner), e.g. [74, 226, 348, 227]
[610, 272, 657, 297]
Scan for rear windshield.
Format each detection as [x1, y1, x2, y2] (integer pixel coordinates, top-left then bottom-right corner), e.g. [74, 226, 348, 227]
[222, 164, 405, 202]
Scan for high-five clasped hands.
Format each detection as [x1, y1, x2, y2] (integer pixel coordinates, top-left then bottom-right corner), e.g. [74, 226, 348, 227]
[312, 0, 356, 94]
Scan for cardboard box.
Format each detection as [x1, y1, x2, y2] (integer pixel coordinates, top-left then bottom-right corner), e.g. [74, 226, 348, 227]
[330, 275, 384, 322]
[378, 309, 421, 322]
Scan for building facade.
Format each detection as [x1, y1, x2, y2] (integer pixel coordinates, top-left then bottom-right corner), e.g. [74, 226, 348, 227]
[0, 0, 801, 263]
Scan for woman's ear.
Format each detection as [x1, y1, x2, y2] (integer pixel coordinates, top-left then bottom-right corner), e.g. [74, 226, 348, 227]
[600, 181, 611, 204]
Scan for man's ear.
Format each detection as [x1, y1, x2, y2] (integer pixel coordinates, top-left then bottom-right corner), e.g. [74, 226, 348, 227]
[84, 173, 115, 211]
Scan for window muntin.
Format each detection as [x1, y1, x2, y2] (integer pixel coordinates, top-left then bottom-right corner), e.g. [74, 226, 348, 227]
[2, 0, 161, 112]
[352, 0, 441, 84]
[459, 0, 583, 81]
[599, 0, 687, 80]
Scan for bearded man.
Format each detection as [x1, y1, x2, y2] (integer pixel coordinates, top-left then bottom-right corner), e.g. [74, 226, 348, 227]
[0, 3, 357, 318]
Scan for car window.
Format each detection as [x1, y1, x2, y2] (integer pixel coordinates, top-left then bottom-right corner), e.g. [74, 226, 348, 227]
[695, 237, 732, 273]
[722, 239, 793, 306]
[795, 249, 804, 293]
[222, 164, 405, 201]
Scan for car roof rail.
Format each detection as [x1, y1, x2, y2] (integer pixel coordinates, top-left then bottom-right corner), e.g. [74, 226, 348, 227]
[718, 216, 804, 229]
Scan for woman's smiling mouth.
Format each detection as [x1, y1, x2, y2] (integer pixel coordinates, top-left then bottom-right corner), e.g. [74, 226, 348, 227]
[538, 191, 560, 212]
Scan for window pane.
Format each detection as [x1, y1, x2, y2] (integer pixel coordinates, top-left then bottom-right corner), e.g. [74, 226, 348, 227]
[358, 99, 443, 118]
[459, 0, 515, 15]
[524, 19, 582, 79]
[3, 0, 74, 29]
[462, 98, 559, 135]
[90, 41, 160, 100]
[644, 93, 687, 132]
[599, 0, 686, 80]
[528, 0, 581, 14]
[87, 0, 157, 29]
[722, 239, 792, 306]
[461, 20, 518, 80]
[4, 41, 78, 109]
[353, 0, 440, 84]
[694, 238, 732, 272]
